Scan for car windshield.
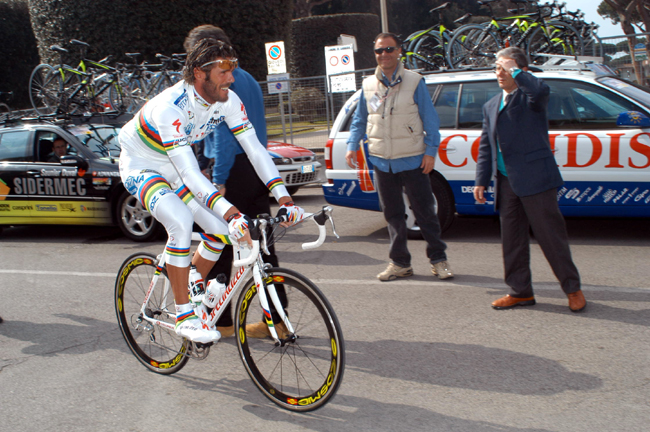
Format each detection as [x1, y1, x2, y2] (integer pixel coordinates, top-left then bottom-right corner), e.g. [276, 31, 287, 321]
[67, 124, 121, 159]
[597, 77, 650, 110]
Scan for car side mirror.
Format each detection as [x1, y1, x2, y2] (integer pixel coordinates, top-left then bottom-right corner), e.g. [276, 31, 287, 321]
[60, 154, 89, 171]
[616, 111, 650, 127]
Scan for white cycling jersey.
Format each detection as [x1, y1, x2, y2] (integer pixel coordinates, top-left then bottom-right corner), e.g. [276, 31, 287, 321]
[119, 80, 289, 218]
[118, 80, 289, 267]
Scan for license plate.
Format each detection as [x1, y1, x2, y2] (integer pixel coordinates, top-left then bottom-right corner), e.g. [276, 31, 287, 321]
[301, 164, 314, 174]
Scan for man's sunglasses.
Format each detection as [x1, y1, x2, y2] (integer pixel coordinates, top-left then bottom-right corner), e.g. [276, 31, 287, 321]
[374, 46, 398, 55]
[200, 58, 239, 71]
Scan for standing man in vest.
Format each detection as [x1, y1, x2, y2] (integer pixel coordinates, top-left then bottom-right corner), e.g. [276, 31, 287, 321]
[346, 32, 453, 281]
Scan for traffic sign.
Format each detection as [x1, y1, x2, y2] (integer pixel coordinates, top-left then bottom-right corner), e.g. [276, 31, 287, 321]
[265, 41, 287, 74]
[324, 45, 356, 93]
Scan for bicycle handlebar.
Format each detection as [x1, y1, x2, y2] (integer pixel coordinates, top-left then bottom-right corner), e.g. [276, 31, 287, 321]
[232, 205, 338, 268]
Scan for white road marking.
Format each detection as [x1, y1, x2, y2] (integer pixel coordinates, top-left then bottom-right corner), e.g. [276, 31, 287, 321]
[0, 270, 647, 291]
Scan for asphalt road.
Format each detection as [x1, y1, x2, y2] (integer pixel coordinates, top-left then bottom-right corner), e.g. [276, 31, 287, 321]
[1, 186, 649, 432]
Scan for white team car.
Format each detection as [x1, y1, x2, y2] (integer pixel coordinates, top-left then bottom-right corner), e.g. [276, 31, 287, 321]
[323, 61, 650, 235]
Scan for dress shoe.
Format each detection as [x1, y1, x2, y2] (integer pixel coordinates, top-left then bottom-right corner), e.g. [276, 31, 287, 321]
[567, 290, 586, 312]
[491, 295, 536, 310]
[217, 325, 235, 338]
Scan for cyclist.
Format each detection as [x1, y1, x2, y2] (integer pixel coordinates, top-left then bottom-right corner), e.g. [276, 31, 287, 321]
[118, 38, 304, 344]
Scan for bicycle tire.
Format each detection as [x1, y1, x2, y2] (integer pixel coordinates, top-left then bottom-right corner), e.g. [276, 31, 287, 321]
[29, 64, 61, 115]
[404, 29, 429, 69]
[526, 21, 584, 64]
[115, 252, 190, 375]
[0, 103, 10, 122]
[107, 79, 136, 113]
[235, 267, 345, 412]
[153, 73, 177, 96]
[412, 32, 448, 71]
[122, 76, 148, 112]
[447, 24, 502, 69]
[61, 71, 90, 114]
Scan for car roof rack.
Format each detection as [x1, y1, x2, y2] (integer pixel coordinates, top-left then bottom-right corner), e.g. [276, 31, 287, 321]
[1, 111, 133, 129]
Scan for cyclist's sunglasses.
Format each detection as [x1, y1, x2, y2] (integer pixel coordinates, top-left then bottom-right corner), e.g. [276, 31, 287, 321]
[201, 58, 238, 71]
[374, 46, 398, 55]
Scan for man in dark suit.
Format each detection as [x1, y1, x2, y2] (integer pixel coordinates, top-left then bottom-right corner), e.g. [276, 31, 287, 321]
[473, 47, 586, 312]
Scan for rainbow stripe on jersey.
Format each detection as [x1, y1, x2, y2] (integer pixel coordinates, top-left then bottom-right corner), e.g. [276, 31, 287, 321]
[230, 123, 250, 136]
[205, 191, 223, 211]
[199, 233, 232, 246]
[138, 175, 171, 212]
[266, 177, 284, 192]
[136, 111, 165, 155]
[175, 185, 194, 204]
[166, 245, 190, 259]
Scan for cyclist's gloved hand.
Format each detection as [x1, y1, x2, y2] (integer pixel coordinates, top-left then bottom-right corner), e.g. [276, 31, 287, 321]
[227, 212, 253, 245]
[276, 201, 305, 226]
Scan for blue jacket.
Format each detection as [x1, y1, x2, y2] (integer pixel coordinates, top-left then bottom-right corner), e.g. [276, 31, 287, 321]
[202, 68, 267, 184]
[475, 71, 563, 199]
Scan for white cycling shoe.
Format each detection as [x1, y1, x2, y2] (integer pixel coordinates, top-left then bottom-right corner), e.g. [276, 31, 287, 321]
[175, 317, 221, 344]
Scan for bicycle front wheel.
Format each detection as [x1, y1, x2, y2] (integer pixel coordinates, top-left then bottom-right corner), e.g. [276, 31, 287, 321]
[115, 252, 190, 374]
[235, 268, 345, 412]
[29, 64, 61, 115]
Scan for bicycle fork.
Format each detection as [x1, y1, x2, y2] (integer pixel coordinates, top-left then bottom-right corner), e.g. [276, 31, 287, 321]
[251, 258, 296, 346]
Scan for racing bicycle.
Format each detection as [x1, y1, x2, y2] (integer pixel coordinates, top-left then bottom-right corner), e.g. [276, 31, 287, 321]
[114, 206, 345, 412]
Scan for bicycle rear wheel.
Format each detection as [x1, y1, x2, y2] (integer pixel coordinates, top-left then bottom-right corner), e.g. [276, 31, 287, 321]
[115, 252, 190, 374]
[235, 267, 345, 412]
[526, 21, 584, 65]
[412, 32, 448, 71]
[447, 24, 501, 68]
[29, 64, 61, 115]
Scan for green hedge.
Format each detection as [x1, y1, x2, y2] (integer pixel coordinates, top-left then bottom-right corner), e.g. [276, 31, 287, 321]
[0, 0, 39, 109]
[291, 13, 380, 77]
[28, 0, 292, 81]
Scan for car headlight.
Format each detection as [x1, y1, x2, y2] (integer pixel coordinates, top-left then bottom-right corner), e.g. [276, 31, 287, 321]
[273, 157, 292, 165]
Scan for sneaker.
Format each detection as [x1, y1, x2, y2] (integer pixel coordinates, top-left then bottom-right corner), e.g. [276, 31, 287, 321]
[175, 311, 220, 343]
[246, 321, 289, 339]
[377, 263, 413, 281]
[431, 261, 454, 279]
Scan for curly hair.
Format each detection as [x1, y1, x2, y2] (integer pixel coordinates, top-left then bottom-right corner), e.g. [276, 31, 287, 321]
[183, 38, 237, 84]
[183, 24, 232, 53]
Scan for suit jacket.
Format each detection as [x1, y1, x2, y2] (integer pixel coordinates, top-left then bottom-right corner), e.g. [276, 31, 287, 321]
[475, 71, 563, 200]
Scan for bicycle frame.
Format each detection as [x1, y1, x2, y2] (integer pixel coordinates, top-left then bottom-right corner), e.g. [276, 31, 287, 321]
[135, 207, 337, 345]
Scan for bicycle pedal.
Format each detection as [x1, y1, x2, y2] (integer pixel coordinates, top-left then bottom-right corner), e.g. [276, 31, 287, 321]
[189, 341, 212, 360]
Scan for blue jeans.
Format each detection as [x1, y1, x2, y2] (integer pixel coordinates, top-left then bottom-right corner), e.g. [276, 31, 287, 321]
[374, 167, 447, 268]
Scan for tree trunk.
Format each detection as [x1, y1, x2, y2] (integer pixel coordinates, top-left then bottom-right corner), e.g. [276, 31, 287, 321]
[605, 0, 645, 85]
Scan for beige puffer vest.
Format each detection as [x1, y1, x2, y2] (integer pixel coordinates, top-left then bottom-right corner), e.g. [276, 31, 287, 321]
[362, 63, 425, 159]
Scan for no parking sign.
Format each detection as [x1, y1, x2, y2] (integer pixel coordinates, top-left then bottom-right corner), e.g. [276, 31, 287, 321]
[265, 41, 287, 74]
[324, 45, 356, 93]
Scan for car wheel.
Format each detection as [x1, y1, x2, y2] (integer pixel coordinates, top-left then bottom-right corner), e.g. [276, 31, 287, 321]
[116, 190, 162, 242]
[405, 172, 455, 239]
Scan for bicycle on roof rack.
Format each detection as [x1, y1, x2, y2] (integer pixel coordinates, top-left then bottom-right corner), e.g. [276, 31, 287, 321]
[402, 2, 472, 71]
[118, 52, 185, 113]
[0, 91, 14, 122]
[445, 0, 584, 69]
[28, 39, 131, 116]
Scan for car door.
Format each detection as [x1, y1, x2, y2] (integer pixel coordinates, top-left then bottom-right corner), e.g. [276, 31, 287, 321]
[0, 129, 35, 221]
[433, 80, 500, 215]
[28, 129, 95, 221]
[545, 79, 650, 217]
